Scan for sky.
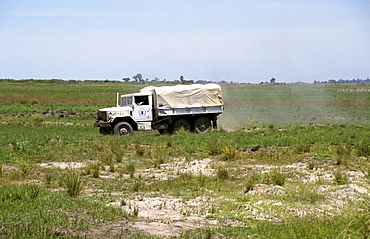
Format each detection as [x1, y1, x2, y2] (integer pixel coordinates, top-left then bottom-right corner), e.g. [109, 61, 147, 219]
[0, 0, 369, 83]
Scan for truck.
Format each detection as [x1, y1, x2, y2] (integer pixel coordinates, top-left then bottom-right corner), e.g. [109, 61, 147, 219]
[94, 83, 224, 136]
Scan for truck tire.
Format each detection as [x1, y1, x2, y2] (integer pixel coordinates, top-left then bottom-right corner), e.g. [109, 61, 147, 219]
[113, 122, 133, 136]
[194, 117, 212, 133]
[171, 119, 191, 134]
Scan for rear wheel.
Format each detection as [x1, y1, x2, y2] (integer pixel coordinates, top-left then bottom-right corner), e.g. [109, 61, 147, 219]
[171, 119, 191, 134]
[194, 117, 212, 133]
[113, 122, 133, 136]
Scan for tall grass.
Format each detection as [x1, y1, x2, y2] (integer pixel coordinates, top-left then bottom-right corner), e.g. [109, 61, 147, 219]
[60, 168, 84, 197]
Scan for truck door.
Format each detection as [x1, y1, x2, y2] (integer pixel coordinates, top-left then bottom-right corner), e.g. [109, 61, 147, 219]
[133, 95, 153, 121]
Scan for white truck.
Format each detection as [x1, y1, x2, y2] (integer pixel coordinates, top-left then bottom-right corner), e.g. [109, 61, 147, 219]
[94, 83, 223, 135]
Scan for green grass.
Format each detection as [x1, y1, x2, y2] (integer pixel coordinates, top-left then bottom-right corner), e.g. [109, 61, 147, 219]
[179, 212, 370, 239]
[1, 80, 370, 238]
[0, 184, 129, 238]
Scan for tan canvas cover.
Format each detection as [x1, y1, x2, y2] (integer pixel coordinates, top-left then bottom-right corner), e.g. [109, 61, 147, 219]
[140, 84, 223, 109]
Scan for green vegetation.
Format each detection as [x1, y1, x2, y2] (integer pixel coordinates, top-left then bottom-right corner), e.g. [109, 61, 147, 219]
[0, 80, 369, 238]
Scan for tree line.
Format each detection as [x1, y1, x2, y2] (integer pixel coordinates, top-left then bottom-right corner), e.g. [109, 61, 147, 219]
[314, 78, 370, 84]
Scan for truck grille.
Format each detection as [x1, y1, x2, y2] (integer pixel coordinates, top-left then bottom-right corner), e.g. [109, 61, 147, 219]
[97, 111, 107, 121]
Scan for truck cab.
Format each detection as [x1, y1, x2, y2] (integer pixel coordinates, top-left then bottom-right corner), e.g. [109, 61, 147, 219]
[94, 92, 154, 135]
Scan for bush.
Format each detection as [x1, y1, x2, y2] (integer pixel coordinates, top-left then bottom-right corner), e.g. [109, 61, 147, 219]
[357, 139, 370, 157]
[269, 168, 285, 186]
[30, 99, 39, 105]
[221, 144, 237, 161]
[124, 160, 136, 178]
[134, 144, 146, 157]
[245, 173, 256, 192]
[295, 143, 311, 154]
[208, 138, 224, 156]
[61, 168, 84, 197]
[333, 170, 349, 185]
[31, 114, 44, 123]
[16, 159, 33, 175]
[217, 166, 229, 180]
[86, 161, 100, 178]
[149, 148, 168, 168]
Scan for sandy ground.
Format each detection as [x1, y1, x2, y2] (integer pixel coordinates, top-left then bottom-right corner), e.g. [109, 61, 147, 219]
[37, 157, 369, 237]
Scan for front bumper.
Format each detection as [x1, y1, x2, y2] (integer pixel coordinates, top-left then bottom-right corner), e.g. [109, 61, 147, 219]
[94, 121, 111, 127]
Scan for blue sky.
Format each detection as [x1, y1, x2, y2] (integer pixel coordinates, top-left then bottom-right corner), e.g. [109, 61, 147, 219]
[0, 0, 369, 83]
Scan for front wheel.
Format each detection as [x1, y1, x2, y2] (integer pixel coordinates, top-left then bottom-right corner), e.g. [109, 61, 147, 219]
[194, 117, 212, 133]
[113, 122, 133, 136]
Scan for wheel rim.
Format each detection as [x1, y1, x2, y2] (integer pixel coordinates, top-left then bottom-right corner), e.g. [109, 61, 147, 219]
[119, 127, 128, 135]
[194, 117, 212, 133]
[196, 120, 209, 132]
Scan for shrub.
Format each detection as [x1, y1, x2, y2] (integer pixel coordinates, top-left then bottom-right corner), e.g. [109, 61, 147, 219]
[336, 144, 352, 156]
[208, 138, 223, 156]
[307, 160, 316, 170]
[44, 173, 53, 185]
[86, 161, 100, 178]
[245, 173, 256, 192]
[217, 166, 229, 180]
[109, 160, 115, 173]
[335, 144, 353, 165]
[61, 168, 84, 197]
[16, 159, 32, 175]
[333, 170, 349, 185]
[269, 168, 285, 186]
[26, 184, 40, 199]
[132, 181, 142, 192]
[295, 143, 311, 154]
[253, 170, 270, 184]
[124, 160, 136, 177]
[149, 148, 168, 168]
[134, 144, 146, 157]
[132, 205, 139, 217]
[31, 113, 44, 123]
[30, 99, 39, 105]
[167, 138, 173, 148]
[356, 139, 370, 157]
[221, 144, 237, 161]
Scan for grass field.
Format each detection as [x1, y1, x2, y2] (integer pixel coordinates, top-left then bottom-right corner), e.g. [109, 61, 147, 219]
[0, 80, 369, 238]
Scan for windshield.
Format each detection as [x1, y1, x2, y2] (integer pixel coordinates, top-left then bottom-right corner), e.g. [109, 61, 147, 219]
[121, 96, 133, 106]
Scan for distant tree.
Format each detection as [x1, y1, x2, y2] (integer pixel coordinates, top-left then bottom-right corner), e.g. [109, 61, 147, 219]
[133, 73, 143, 82]
[270, 78, 276, 84]
[180, 75, 184, 83]
[154, 77, 160, 82]
[122, 77, 130, 82]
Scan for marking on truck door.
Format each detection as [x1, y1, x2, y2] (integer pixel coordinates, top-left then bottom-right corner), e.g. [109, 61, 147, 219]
[138, 108, 146, 116]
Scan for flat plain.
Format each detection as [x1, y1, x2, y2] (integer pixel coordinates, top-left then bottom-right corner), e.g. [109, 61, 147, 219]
[0, 80, 369, 238]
